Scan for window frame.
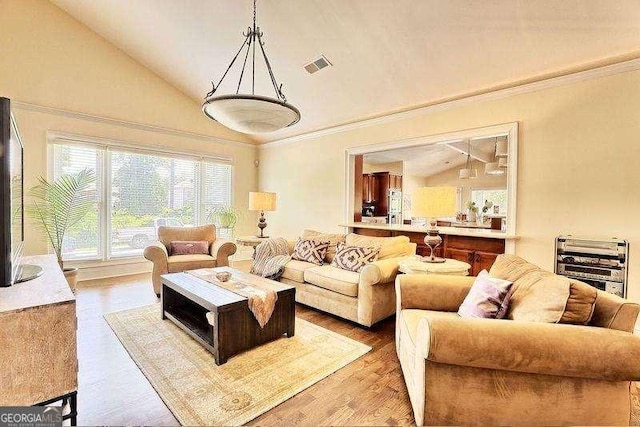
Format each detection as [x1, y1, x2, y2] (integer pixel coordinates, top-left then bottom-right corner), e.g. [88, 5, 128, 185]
[469, 187, 508, 215]
[47, 132, 234, 263]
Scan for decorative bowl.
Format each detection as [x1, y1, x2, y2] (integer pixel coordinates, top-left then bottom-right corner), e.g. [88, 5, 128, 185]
[215, 271, 232, 282]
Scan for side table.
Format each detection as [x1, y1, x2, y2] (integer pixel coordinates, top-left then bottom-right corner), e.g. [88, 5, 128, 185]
[399, 256, 471, 276]
[236, 235, 267, 258]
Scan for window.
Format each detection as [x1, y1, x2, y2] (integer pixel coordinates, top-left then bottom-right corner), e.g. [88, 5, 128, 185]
[470, 188, 508, 215]
[51, 138, 233, 261]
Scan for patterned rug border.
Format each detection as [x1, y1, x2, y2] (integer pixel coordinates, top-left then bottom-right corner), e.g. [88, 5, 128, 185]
[104, 304, 371, 426]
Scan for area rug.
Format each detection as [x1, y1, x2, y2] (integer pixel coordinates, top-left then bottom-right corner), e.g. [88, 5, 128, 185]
[104, 304, 371, 426]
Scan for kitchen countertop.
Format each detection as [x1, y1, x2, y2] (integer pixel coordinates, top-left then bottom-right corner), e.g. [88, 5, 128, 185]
[341, 222, 517, 240]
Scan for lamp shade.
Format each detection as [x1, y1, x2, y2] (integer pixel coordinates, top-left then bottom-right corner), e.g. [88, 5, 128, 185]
[412, 187, 457, 218]
[203, 95, 301, 134]
[485, 162, 505, 175]
[495, 137, 508, 158]
[249, 191, 277, 211]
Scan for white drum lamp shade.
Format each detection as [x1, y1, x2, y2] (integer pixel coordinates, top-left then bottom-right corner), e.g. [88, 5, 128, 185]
[485, 162, 505, 175]
[495, 137, 508, 158]
[249, 191, 277, 212]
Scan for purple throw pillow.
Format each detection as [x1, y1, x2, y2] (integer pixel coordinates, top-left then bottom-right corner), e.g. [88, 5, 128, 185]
[458, 270, 514, 319]
[170, 241, 210, 256]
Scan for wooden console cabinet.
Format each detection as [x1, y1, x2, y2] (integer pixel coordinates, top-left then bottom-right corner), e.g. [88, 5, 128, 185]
[0, 255, 77, 422]
[352, 227, 505, 275]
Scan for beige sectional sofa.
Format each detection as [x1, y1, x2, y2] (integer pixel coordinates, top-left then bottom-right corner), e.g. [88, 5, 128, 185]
[395, 254, 640, 426]
[280, 230, 416, 327]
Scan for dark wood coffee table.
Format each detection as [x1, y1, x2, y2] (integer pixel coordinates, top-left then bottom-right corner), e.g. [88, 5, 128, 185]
[160, 267, 295, 365]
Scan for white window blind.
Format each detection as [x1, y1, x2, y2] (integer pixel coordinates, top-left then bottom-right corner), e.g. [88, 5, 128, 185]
[50, 139, 233, 261]
[52, 144, 104, 260]
[201, 161, 233, 238]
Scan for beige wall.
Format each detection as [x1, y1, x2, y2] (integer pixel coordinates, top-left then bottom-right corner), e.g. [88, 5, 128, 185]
[0, 0, 258, 258]
[260, 68, 640, 301]
[362, 161, 403, 174]
[424, 159, 508, 209]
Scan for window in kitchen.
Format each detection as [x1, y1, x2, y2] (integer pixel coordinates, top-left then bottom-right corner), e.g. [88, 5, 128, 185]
[50, 138, 233, 261]
[470, 188, 508, 215]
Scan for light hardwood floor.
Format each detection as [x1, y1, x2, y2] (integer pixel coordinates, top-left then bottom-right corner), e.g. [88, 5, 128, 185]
[75, 265, 414, 426]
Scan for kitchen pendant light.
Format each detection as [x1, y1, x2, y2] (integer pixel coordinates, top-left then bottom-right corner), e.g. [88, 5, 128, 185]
[495, 136, 508, 158]
[485, 137, 506, 175]
[458, 139, 477, 179]
[202, 0, 300, 134]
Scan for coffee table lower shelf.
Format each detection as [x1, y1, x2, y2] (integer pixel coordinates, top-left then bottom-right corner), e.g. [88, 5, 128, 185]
[161, 270, 296, 365]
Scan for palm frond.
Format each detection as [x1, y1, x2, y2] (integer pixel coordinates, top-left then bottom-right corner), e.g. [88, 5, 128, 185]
[27, 168, 96, 259]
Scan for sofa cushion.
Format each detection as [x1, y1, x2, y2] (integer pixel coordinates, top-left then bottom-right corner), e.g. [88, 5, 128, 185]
[282, 259, 317, 283]
[401, 309, 460, 345]
[303, 265, 359, 297]
[490, 254, 596, 324]
[169, 240, 209, 256]
[159, 225, 215, 251]
[331, 242, 379, 273]
[301, 229, 345, 263]
[167, 254, 217, 272]
[458, 270, 513, 319]
[345, 233, 410, 260]
[291, 238, 330, 265]
[562, 279, 598, 324]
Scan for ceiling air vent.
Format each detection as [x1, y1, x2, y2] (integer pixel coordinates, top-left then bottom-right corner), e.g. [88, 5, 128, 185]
[304, 55, 332, 74]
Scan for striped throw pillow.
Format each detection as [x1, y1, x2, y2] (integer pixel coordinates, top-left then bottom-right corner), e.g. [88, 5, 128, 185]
[331, 242, 380, 273]
[458, 270, 514, 319]
[291, 238, 331, 265]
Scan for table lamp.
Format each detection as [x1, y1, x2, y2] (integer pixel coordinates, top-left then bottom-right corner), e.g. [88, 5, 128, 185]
[412, 186, 457, 263]
[248, 191, 276, 238]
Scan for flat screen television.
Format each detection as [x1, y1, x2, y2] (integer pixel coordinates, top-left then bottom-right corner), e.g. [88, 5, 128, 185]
[0, 97, 24, 286]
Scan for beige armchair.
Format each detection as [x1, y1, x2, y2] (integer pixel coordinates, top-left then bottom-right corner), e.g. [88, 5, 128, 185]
[395, 271, 640, 426]
[143, 225, 237, 296]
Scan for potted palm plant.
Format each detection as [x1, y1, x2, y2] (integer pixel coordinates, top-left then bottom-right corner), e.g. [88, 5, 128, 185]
[27, 169, 96, 291]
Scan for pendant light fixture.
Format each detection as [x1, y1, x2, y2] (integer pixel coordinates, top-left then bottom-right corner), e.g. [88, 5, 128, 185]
[458, 139, 478, 179]
[495, 136, 508, 158]
[202, 0, 300, 134]
[485, 137, 506, 175]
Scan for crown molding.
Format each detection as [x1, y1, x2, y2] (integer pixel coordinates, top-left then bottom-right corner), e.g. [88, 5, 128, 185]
[261, 57, 640, 149]
[12, 101, 257, 149]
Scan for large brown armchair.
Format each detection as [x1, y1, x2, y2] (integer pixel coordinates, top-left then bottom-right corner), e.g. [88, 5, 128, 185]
[143, 225, 237, 296]
[395, 256, 640, 426]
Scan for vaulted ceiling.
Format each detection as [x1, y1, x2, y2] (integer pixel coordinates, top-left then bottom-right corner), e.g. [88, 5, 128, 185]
[51, 0, 640, 143]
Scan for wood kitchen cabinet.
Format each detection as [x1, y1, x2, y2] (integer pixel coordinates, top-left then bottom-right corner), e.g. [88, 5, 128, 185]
[373, 172, 402, 216]
[362, 174, 380, 203]
[444, 235, 504, 276]
[352, 227, 503, 275]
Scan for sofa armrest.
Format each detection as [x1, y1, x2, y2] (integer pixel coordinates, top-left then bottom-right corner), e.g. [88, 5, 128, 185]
[211, 238, 237, 266]
[359, 257, 407, 287]
[143, 241, 169, 264]
[395, 274, 475, 311]
[416, 315, 640, 381]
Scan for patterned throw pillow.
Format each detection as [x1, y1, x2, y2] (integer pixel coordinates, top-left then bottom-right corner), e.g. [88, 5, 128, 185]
[331, 242, 380, 273]
[291, 238, 331, 265]
[458, 270, 514, 319]
[170, 241, 210, 256]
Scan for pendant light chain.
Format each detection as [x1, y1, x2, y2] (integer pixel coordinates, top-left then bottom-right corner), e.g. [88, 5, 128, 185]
[205, 0, 287, 101]
[252, 0, 256, 95]
[202, 0, 300, 134]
